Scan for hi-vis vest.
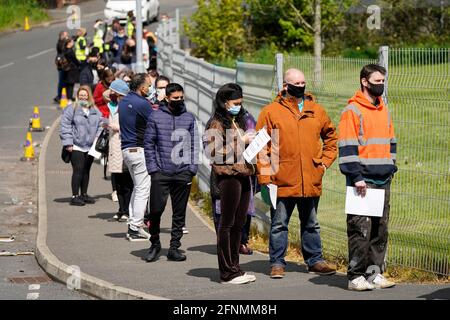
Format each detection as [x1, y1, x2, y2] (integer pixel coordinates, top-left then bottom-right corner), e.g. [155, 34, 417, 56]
[126, 20, 134, 38]
[75, 36, 87, 62]
[93, 30, 104, 54]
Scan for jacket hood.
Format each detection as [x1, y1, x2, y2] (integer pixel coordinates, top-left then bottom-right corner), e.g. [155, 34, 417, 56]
[348, 90, 385, 110]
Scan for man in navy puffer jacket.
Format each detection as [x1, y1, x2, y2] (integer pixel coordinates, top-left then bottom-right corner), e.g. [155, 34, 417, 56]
[144, 83, 199, 262]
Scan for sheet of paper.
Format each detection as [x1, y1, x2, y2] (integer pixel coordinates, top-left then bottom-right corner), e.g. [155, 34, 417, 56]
[268, 183, 278, 209]
[243, 127, 271, 163]
[88, 138, 102, 160]
[345, 187, 385, 217]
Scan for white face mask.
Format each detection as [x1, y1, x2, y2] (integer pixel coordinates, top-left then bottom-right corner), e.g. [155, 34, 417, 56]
[156, 88, 165, 100]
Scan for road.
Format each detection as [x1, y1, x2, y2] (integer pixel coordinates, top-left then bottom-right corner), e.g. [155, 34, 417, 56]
[0, 0, 195, 300]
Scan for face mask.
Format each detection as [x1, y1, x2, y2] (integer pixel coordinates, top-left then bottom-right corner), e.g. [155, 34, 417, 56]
[287, 83, 305, 99]
[366, 81, 384, 97]
[79, 100, 89, 107]
[156, 88, 165, 100]
[169, 99, 184, 109]
[228, 104, 241, 116]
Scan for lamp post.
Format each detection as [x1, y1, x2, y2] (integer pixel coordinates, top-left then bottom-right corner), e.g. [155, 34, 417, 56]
[135, 0, 145, 73]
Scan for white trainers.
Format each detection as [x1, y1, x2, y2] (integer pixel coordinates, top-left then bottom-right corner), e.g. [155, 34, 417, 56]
[221, 275, 251, 285]
[111, 191, 118, 202]
[348, 276, 374, 291]
[371, 274, 396, 289]
[244, 273, 256, 282]
[138, 227, 150, 239]
[182, 227, 189, 234]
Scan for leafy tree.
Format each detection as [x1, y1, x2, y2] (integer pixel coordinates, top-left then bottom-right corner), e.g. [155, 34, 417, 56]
[183, 0, 252, 61]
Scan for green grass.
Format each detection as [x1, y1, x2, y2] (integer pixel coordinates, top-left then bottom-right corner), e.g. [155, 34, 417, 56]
[0, 0, 50, 31]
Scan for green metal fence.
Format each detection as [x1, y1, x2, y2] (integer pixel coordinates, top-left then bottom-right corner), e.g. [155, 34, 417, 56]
[284, 48, 450, 276]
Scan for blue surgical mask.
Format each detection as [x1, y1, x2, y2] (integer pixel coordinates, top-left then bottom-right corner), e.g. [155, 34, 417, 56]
[228, 105, 241, 116]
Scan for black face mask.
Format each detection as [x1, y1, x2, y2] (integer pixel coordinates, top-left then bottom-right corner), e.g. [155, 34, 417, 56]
[169, 100, 184, 109]
[366, 81, 384, 97]
[287, 83, 306, 98]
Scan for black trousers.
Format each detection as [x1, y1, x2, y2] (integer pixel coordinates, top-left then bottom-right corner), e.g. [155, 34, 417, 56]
[217, 175, 251, 282]
[70, 150, 94, 196]
[347, 180, 391, 280]
[149, 171, 192, 249]
[112, 171, 134, 214]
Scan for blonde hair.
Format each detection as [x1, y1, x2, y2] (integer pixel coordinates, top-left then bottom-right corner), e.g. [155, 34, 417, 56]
[76, 85, 95, 108]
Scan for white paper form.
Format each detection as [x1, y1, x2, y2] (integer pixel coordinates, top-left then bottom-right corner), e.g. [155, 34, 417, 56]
[88, 138, 102, 160]
[345, 187, 385, 217]
[268, 183, 278, 209]
[243, 127, 271, 163]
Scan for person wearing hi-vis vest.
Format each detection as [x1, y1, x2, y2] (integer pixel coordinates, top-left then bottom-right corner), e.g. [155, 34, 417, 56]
[75, 28, 88, 63]
[126, 11, 135, 39]
[93, 20, 105, 55]
[256, 68, 338, 280]
[338, 64, 397, 291]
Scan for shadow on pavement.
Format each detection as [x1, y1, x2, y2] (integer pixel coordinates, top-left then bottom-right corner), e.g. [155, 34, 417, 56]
[187, 267, 220, 283]
[418, 288, 450, 300]
[104, 232, 127, 239]
[187, 244, 216, 255]
[88, 212, 117, 221]
[53, 197, 72, 203]
[130, 248, 187, 262]
[239, 260, 306, 274]
[308, 274, 349, 290]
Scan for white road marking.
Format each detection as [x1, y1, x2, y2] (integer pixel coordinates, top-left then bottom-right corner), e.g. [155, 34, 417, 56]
[28, 284, 40, 291]
[26, 48, 54, 60]
[26, 292, 39, 300]
[0, 62, 14, 70]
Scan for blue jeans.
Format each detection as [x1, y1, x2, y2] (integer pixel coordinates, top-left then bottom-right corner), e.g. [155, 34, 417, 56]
[270, 197, 324, 268]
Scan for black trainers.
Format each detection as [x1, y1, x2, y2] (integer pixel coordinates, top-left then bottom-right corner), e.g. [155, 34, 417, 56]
[167, 248, 186, 261]
[70, 195, 85, 206]
[145, 241, 161, 262]
[126, 227, 149, 242]
[82, 194, 95, 204]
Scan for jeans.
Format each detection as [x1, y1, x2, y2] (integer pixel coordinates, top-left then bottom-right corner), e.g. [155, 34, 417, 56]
[270, 197, 324, 268]
[122, 148, 150, 231]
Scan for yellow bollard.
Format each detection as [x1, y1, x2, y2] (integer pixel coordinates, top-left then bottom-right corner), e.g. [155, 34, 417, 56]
[24, 17, 31, 31]
[21, 131, 35, 161]
[60, 87, 68, 109]
[29, 106, 45, 132]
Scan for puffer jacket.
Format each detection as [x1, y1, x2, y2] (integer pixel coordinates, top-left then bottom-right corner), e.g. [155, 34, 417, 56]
[60, 103, 103, 149]
[144, 101, 199, 175]
[256, 92, 338, 197]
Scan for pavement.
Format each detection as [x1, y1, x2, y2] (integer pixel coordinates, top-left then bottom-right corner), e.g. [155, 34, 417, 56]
[40, 118, 450, 300]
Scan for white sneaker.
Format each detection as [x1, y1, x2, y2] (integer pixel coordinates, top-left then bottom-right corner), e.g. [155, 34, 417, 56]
[113, 213, 120, 220]
[111, 191, 118, 202]
[138, 227, 150, 239]
[371, 274, 396, 289]
[244, 273, 256, 282]
[182, 227, 189, 234]
[348, 276, 374, 291]
[221, 275, 251, 285]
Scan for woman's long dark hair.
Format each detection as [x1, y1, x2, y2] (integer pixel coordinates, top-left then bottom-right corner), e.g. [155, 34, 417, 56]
[212, 83, 247, 131]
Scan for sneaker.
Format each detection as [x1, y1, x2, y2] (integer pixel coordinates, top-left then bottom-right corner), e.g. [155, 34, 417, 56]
[119, 214, 129, 222]
[167, 248, 186, 261]
[113, 213, 120, 220]
[126, 227, 149, 242]
[182, 227, 189, 234]
[243, 273, 256, 282]
[348, 276, 375, 291]
[138, 226, 150, 239]
[221, 275, 251, 285]
[145, 241, 161, 262]
[307, 261, 336, 275]
[82, 194, 95, 204]
[239, 244, 253, 255]
[371, 274, 396, 289]
[70, 195, 85, 206]
[111, 191, 118, 202]
[270, 266, 285, 279]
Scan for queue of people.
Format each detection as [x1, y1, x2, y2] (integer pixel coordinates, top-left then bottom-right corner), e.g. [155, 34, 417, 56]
[59, 53, 397, 291]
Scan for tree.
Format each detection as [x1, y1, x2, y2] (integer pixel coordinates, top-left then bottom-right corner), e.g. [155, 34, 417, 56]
[183, 0, 252, 62]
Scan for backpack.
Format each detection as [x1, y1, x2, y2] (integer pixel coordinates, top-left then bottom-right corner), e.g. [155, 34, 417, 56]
[55, 54, 70, 71]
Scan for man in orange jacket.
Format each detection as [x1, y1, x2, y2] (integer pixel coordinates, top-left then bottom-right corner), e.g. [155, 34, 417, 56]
[338, 64, 397, 291]
[256, 68, 338, 279]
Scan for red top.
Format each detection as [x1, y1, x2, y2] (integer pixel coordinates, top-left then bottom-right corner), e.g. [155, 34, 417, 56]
[93, 82, 109, 118]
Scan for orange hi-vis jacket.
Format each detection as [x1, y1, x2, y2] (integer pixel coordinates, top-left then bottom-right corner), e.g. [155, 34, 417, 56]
[338, 90, 397, 185]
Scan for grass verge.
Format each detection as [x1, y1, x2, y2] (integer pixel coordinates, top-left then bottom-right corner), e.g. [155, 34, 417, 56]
[0, 0, 50, 32]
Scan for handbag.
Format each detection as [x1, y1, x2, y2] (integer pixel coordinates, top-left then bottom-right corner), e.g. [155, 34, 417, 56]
[61, 147, 71, 163]
[95, 128, 109, 154]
